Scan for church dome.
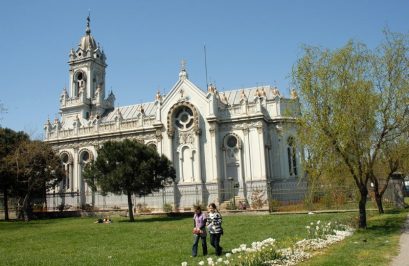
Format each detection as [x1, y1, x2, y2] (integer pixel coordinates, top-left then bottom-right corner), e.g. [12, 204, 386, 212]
[78, 16, 97, 51]
[79, 34, 97, 51]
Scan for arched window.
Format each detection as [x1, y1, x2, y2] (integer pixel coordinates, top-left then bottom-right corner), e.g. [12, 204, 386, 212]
[60, 152, 73, 190]
[74, 71, 86, 97]
[223, 133, 241, 162]
[287, 137, 297, 176]
[79, 149, 93, 165]
[80, 150, 91, 164]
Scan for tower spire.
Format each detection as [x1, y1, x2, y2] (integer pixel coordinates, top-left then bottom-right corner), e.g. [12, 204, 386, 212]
[179, 59, 189, 80]
[86, 14, 91, 35]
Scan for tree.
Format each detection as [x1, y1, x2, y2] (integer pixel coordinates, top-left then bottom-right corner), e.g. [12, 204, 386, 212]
[8, 140, 64, 221]
[0, 128, 29, 220]
[292, 31, 409, 228]
[83, 139, 176, 222]
[0, 100, 6, 126]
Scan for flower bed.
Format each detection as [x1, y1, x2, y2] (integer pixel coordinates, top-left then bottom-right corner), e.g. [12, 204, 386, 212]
[181, 219, 354, 266]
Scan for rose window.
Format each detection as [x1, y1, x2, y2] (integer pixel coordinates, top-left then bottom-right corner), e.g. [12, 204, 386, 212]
[175, 107, 194, 130]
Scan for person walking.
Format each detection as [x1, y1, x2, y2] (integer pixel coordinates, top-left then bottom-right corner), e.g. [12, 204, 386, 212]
[192, 205, 207, 257]
[207, 203, 223, 256]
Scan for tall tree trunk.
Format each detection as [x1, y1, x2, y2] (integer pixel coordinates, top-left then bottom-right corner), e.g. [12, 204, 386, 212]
[16, 197, 24, 220]
[22, 193, 31, 222]
[358, 186, 368, 229]
[127, 191, 135, 222]
[3, 187, 9, 221]
[374, 190, 384, 214]
[372, 178, 385, 214]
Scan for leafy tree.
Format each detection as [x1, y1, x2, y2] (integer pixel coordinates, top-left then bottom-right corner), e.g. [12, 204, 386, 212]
[293, 31, 409, 228]
[0, 101, 6, 125]
[0, 128, 29, 220]
[83, 139, 176, 222]
[8, 140, 64, 221]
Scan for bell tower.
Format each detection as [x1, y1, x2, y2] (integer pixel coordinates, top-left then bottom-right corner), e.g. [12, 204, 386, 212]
[59, 16, 114, 126]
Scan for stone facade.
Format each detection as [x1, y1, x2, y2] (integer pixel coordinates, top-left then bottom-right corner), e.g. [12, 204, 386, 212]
[44, 18, 304, 211]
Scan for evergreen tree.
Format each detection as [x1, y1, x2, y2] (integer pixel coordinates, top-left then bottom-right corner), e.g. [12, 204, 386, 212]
[84, 139, 176, 222]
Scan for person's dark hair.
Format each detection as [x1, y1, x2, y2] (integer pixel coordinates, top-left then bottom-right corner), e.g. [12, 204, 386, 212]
[194, 205, 202, 212]
[208, 203, 217, 210]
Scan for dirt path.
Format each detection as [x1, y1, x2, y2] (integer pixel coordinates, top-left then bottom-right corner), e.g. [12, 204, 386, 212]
[390, 215, 409, 266]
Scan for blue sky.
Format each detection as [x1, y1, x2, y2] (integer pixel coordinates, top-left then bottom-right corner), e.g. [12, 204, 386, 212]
[1, 0, 408, 139]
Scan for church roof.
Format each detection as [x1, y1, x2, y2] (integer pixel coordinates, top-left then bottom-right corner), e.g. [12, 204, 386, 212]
[101, 102, 156, 122]
[223, 85, 281, 105]
[99, 85, 284, 124]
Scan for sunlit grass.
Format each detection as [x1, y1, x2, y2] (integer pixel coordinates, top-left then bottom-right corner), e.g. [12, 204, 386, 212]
[299, 209, 408, 266]
[0, 209, 405, 266]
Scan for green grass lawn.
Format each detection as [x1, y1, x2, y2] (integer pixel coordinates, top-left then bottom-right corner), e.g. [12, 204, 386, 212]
[0, 210, 406, 266]
[299, 210, 408, 266]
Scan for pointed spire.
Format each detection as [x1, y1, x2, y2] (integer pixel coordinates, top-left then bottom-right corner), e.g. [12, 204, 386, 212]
[179, 59, 188, 80]
[86, 14, 91, 35]
[290, 88, 298, 99]
[240, 89, 247, 101]
[155, 89, 162, 102]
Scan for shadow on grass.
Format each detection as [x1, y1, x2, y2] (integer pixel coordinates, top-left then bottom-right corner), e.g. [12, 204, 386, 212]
[385, 208, 404, 214]
[360, 211, 408, 238]
[117, 215, 189, 223]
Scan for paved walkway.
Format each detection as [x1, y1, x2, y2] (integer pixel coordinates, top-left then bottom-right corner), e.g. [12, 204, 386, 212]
[390, 215, 409, 266]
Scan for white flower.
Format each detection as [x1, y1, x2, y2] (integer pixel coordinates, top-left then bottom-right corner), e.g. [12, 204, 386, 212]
[217, 258, 223, 263]
[224, 260, 230, 265]
[198, 261, 205, 265]
[225, 253, 231, 258]
[207, 257, 214, 265]
[317, 220, 321, 225]
[181, 262, 188, 266]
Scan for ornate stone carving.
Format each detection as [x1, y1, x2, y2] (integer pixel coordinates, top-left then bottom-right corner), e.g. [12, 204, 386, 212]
[290, 88, 298, 99]
[176, 131, 194, 145]
[155, 128, 163, 141]
[242, 126, 249, 135]
[167, 101, 200, 137]
[272, 86, 281, 97]
[208, 125, 216, 136]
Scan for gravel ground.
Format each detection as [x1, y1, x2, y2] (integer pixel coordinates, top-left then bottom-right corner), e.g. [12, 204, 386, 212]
[390, 215, 409, 266]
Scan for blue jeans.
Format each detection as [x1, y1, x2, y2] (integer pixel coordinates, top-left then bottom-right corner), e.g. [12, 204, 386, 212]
[210, 233, 222, 256]
[192, 234, 207, 257]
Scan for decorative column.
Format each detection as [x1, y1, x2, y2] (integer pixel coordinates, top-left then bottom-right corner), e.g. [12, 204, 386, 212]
[256, 122, 267, 180]
[242, 125, 252, 182]
[209, 123, 218, 182]
[275, 125, 284, 179]
[155, 128, 163, 155]
[194, 134, 201, 183]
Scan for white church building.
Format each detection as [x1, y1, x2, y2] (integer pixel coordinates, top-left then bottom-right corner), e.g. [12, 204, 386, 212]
[44, 18, 305, 211]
